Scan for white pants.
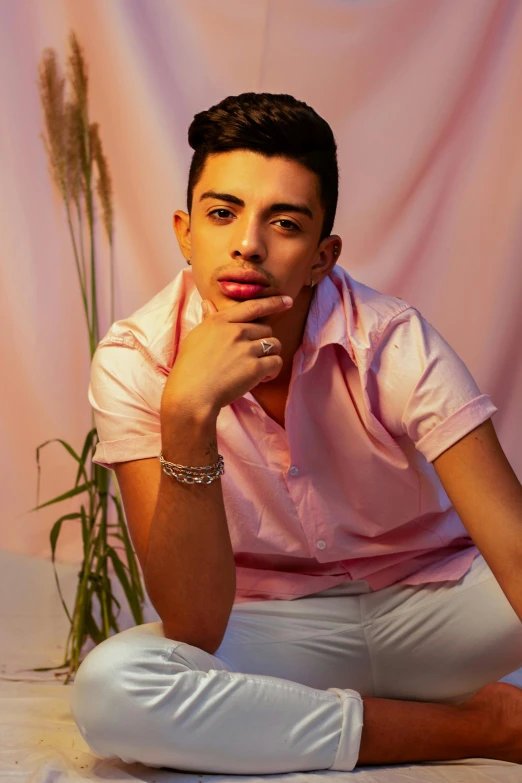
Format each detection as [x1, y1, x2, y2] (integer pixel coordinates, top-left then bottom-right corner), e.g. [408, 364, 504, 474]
[69, 553, 522, 774]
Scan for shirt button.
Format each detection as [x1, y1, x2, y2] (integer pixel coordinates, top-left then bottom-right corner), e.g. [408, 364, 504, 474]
[289, 465, 299, 476]
[316, 540, 326, 550]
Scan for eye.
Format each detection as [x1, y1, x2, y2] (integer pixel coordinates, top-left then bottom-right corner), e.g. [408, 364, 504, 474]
[277, 219, 300, 232]
[208, 208, 234, 221]
[208, 209, 300, 232]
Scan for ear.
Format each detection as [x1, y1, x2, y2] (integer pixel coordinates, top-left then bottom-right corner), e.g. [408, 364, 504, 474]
[173, 210, 191, 257]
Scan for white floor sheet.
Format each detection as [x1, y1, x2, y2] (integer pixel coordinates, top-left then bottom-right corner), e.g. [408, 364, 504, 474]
[1, 548, 521, 782]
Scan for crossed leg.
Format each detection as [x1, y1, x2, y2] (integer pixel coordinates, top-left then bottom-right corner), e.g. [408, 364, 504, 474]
[69, 554, 522, 772]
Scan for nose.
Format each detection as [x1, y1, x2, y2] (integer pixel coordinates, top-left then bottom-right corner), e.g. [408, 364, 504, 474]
[230, 215, 267, 262]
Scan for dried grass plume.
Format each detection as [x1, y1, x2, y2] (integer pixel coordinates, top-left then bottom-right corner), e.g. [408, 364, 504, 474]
[37, 29, 114, 242]
[38, 49, 67, 199]
[90, 122, 114, 243]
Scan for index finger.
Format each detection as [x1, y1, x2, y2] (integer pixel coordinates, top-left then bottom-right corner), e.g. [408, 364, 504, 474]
[225, 295, 293, 323]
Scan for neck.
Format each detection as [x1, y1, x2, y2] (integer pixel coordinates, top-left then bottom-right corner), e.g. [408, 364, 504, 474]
[261, 285, 314, 388]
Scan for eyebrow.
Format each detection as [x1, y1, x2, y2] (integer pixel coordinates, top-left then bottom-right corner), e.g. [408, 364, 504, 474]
[199, 190, 314, 221]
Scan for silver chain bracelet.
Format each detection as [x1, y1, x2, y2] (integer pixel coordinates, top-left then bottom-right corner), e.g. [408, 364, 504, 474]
[158, 451, 225, 484]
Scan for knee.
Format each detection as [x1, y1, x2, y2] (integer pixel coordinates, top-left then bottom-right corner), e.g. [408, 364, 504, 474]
[69, 624, 171, 759]
[69, 634, 125, 757]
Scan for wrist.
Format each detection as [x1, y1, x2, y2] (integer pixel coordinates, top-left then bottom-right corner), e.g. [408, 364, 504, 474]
[160, 394, 220, 426]
[160, 396, 220, 465]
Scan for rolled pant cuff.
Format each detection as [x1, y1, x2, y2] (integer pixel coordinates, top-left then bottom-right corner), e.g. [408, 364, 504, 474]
[327, 687, 364, 771]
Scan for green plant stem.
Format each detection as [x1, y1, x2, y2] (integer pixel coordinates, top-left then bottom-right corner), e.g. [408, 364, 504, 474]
[69, 441, 100, 672]
[76, 196, 87, 297]
[64, 198, 92, 353]
[67, 520, 97, 676]
[83, 126, 99, 351]
[97, 506, 111, 638]
[88, 200, 99, 349]
[109, 241, 114, 326]
[36, 37, 146, 684]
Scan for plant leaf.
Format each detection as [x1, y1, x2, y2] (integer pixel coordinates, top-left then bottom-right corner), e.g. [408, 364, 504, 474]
[34, 437, 83, 513]
[36, 437, 82, 464]
[28, 482, 92, 513]
[48, 512, 84, 625]
[79, 504, 90, 559]
[49, 512, 82, 561]
[31, 663, 70, 672]
[84, 604, 104, 645]
[105, 584, 120, 634]
[106, 545, 143, 625]
[110, 492, 145, 606]
[75, 427, 96, 487]
[92, 572, 111, 638]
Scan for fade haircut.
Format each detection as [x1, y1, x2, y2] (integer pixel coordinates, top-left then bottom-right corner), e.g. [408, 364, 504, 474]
[186, 92, 339, 245]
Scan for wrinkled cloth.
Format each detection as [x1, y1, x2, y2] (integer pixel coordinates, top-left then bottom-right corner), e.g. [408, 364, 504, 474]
[69, 553, 522, 774]
[89, 266, 498, 604]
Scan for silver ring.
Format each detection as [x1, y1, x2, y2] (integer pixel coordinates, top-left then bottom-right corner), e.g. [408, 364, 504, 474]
[260, 339, 274, 355]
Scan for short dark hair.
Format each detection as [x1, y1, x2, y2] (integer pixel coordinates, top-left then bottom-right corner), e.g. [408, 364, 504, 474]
[186, 92, 339, 245]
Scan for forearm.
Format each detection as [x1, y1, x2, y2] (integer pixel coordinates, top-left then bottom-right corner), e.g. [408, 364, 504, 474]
[144, 403, 236, 652]
[489, 548, 522, 625]
[433, 418, 522, 623]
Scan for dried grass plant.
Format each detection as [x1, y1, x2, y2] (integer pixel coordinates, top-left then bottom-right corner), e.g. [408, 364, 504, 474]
[29, 31, 145, 683]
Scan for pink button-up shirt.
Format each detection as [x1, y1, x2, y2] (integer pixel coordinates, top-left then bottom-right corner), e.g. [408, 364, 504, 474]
[89, 266, 498, 604]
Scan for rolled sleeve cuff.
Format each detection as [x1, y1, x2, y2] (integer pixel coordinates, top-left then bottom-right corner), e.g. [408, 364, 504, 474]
[92, 434, 162, 471]
[327, 687, 364, 771]
[415, 394, 498, 463]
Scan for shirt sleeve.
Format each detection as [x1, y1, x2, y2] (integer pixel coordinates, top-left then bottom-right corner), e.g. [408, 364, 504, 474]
[88, 338, 164, 471]
[369, 307, 498, 462]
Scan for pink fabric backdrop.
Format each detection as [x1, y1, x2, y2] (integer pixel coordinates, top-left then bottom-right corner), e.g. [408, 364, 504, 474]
[2, 0, 521, 562]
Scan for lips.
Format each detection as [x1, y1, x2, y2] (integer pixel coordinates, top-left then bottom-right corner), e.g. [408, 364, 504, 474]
[218, 281, 269, 299]
[217, 271, 269, 286]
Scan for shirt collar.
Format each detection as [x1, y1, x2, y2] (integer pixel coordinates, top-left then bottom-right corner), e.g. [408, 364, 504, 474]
[300, 266, 358, 370]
